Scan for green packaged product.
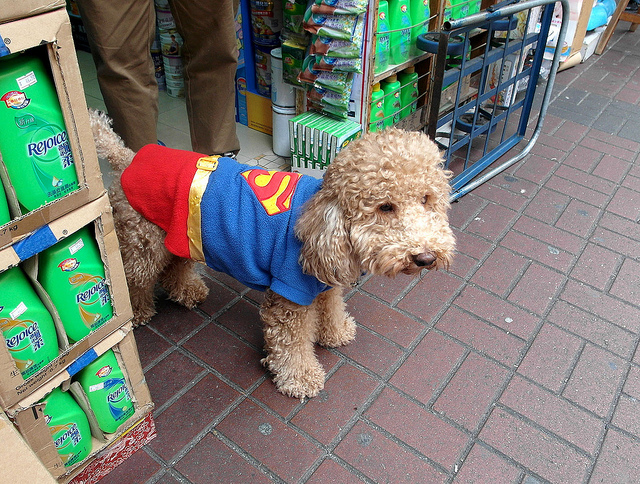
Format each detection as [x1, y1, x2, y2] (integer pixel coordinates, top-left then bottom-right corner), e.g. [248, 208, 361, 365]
[38, 225, 113, 343]
[0, 266, 59, 379]
[76, 349, 135, 434]
[41, 387, 92, 467]
[0, 51, 79, 213]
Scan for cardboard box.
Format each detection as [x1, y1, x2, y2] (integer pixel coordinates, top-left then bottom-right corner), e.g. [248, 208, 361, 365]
[0, 0, 65, 24]
[247, 91, 273, 135]
[0, 409, 56, 483]
[8, 327, 155, 481]
[0, 8, 106, 249]
[0, 194, 134, 409]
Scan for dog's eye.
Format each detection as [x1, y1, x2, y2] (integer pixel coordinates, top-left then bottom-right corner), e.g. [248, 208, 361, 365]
[421, 195, 429, 205]
[379, 203, 394, 213]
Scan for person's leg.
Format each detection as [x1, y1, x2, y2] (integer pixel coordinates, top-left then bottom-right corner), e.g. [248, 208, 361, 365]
[169, 0, 241, 154]
[76, 0, 159, 151]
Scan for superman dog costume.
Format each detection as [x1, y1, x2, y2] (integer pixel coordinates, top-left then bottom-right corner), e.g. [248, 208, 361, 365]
[121, 144, 329, 306]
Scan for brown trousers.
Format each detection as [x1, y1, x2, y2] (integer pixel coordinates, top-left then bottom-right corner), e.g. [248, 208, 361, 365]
[77, 0, 240, 154]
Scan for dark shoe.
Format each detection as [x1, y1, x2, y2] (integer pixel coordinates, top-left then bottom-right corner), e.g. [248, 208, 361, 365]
[626, 0, 638, 12]
[216, 150, 239, 159]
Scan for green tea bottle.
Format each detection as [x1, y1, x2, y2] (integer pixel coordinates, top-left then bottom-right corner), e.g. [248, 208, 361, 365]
[41, 387, 92, 467]
[0, 51, 79, 213]
[76, 349, 135, 434]
[369, 83, 385, 132]
[37, 226, 113, 343]
[0, 266, 59, 379]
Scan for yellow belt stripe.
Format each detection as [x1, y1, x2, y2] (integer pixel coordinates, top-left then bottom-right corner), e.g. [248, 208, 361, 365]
[187, 155, 220, 262]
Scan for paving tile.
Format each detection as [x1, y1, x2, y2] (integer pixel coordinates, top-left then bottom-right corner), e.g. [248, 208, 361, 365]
[454, 285, 540, 340]
[470, 247, 528, 296]
[182, 322, 266, 390]
[507, 263, 565, 315]
[571, 243, 623, 291]
[216, 299, 264, 348]
[561, 280, 640, 333]
[562, 145, 602, 172]
[472, 182, 528, 211]
[196, 276, 238, 317]
[174, 433, 271, 484]
[593, 154, 631, 183]
[335, 420, 447, 483]
[500, 230, 574, 273]
[144, 351, 207, 408]
[622, 172, 640, 191]
[397, 271, 463, 323]
[359, 274, 419, 304]
[306, 458, 366, 483]
[149, 374, 239, 461]
[546, 172, 612, 207]
[607, 183, 640, 221]
[453, 443, 521, 483]
[448, 251, 478, 279]
[250, 379, 302, 419]
[290, 364, 378, 445]
[390, 331, 466, 404]
[365, 388, 469, 471]
[554, 199, 600, 238]
[436, 306, 524, 366]
[611, 394, 640, 438]
[610, 258, 640, 306]
[451, 228, 494, 260]
[590, 429, 640, 483]
[216, 399, 323, 482]
[547, 301, 636, 359]
[433, 352, 510, 432]
[512, 215, 584, 254]
[148, 298, 208, 343]
[562, 344, 626, 418]
[513, 154, 559, 184]
[479, 408, 591, 483]
[500, 375, 604, 455]
[517, 323, 583, 393]
[335, 325, 404, 377]
[597, 211, 640, 244]
[581, 134, 639, 162]
[134, 325, 172, 368]
[623, 366, 640, 399]
[465, 203, 519, 242]
[524, 187, 571, 226]
[449, 193, 485, 229]
[347, 293, 424, 347]
[98, 448, 161, 484]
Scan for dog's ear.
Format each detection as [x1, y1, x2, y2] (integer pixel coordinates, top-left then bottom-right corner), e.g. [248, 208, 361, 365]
[295, 192, 361, 287]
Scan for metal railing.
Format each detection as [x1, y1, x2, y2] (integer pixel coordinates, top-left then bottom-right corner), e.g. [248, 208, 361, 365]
[420, 0, 570, 201]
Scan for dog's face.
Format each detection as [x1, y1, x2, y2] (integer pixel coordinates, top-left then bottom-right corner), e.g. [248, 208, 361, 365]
[296, 128, 456, 286]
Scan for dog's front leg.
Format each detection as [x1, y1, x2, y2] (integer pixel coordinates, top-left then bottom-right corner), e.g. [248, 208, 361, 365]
[314, 287, 356, 348]
[260, 290, 325, 399]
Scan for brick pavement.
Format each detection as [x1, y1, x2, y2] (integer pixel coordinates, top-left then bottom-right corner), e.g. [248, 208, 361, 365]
[100, 23, 640, 484]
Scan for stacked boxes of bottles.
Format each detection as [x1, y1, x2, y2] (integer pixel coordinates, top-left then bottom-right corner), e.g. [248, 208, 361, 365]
[154, 0, 184, 97]
[0, 5, 154, 482]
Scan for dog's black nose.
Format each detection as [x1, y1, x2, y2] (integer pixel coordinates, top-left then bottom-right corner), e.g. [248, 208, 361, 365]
[413, 252, 437, 267]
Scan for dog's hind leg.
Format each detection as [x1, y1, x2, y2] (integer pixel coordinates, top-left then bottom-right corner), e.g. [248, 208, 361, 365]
[314, 287, 356, 348]
[260, 290, 325, 399]
[159, 257, 209, 309]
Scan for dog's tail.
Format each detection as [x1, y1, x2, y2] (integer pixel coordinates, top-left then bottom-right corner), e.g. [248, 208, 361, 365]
[88, 108, 134, 172]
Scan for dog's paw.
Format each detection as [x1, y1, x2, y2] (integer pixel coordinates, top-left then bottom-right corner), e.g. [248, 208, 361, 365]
[170, 278, 209, 309]
[268, 362, 326, 399]
[317, 316, 356, 348]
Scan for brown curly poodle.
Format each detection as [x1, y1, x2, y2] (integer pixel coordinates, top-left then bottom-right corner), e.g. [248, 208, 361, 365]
[90, 109, 455, 399]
